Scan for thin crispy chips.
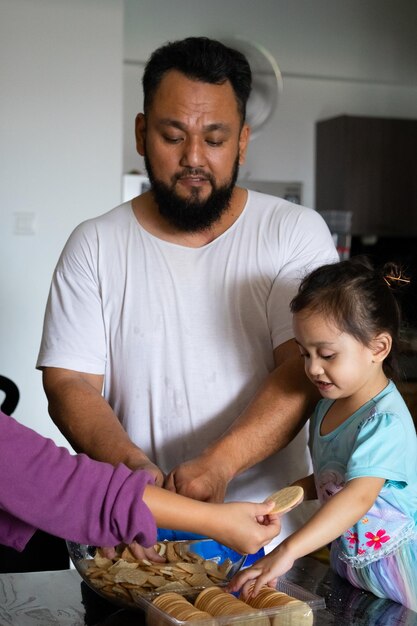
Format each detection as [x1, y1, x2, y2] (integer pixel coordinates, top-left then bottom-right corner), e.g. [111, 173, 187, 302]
[81, 541, 233, 605]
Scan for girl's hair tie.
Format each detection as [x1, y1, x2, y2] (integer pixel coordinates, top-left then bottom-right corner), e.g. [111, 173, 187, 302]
[383, 271, 410, 288]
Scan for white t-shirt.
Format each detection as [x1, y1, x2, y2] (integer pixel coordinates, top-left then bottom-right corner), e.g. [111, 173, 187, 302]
[37, 190, 338, 539]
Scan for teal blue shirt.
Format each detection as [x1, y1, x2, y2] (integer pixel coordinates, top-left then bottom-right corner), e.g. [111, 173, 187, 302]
[311, 381, 417, 567]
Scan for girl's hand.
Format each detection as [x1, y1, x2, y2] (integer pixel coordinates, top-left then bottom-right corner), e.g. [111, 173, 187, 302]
[227, 542, 295, 597]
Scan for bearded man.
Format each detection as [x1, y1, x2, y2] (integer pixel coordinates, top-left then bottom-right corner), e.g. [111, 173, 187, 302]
[37, 37, 337, 557]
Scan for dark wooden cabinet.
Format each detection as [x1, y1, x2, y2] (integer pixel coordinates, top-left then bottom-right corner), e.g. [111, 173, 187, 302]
[315, 115, 417, 236]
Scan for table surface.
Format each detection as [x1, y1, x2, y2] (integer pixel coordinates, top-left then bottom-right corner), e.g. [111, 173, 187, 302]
[0, 556, 416, 625]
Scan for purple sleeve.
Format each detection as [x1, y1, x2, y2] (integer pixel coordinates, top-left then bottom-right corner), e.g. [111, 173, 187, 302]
[0, 411, 157, 551]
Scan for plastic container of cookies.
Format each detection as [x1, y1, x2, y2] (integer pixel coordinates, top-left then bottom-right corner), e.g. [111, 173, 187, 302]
[145, 580, 324, 626]
[67, 539, 325, 624]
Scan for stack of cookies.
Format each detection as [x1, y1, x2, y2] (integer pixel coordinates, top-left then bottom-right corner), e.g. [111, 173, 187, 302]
[244, 585, 313, 626]
[151, 592, 212, 623]
[195, 587, 269, 626]
[150, 585, 313, 625]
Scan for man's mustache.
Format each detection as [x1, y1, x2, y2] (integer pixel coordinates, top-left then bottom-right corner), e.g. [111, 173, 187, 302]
[174, 168, 214, 182]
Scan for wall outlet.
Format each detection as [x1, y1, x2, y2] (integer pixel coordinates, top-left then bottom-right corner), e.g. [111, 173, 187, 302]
[13, 212, 36, 235]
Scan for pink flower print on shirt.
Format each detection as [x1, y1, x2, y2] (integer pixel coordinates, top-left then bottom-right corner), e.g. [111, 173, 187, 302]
[345, 530, 359, 545]
[365, 529, 390, 550]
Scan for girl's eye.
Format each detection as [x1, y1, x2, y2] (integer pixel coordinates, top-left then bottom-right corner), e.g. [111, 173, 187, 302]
[321, 353, 335, 360]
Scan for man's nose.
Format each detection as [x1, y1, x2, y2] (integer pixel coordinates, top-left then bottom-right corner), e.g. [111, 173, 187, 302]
[180, 137, 206, 168]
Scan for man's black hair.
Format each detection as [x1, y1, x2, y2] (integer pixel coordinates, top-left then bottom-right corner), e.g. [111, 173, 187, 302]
[142, 36, 252, 123]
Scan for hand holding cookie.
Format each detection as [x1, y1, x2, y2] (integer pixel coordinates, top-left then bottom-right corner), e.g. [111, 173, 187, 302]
[263, 485, 304, 515]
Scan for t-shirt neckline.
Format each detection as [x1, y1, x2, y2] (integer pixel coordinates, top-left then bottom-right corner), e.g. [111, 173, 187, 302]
[129, 190, 251, 251]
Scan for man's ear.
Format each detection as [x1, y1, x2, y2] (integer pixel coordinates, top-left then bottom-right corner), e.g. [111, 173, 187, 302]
[371, 333, 392, 363]
[238, 123, 250, 165]
[135, 113, 146, 156]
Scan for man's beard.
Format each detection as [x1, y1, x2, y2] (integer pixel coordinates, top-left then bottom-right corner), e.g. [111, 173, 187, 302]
[144, 152, 240, 233]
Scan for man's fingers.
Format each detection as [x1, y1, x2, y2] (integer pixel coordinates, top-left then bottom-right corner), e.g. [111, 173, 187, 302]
[163, 472, 177, 492]
[146, 464, 165, 487]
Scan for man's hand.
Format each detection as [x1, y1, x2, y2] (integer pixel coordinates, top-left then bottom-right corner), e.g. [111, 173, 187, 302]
[42, 368, 167, 485]
[166, 341, 319, 503]
[135, 459, 165, 488]
[164, 454, 231, 502]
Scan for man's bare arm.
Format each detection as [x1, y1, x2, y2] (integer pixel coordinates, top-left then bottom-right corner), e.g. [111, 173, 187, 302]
[165, 339, 319, 501]
[42, 367, 164, 484]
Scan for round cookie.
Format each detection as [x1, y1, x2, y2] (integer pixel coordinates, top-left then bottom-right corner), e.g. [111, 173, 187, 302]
[263, 485, 304, 514]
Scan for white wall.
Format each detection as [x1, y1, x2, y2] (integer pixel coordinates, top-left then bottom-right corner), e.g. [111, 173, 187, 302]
[123, 0, 417, 208]
[0, 0, 124, 443]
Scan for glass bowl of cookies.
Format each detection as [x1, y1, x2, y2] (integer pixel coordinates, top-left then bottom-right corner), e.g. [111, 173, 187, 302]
[67, 532, 247, 611]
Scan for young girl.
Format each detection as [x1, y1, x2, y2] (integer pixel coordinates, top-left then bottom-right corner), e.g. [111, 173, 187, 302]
[229, 256, 417, 610]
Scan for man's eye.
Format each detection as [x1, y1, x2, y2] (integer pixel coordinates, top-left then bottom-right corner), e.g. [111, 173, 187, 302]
[164, 135, 182, 144]
[206, 139, 224, 147]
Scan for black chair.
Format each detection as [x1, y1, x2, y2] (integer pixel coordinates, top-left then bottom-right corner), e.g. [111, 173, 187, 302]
[0, 375, 20, 415]
[0, 374, 70, 572]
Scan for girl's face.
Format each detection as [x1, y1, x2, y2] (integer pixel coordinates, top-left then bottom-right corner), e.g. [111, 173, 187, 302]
[292, 308, 387, 403]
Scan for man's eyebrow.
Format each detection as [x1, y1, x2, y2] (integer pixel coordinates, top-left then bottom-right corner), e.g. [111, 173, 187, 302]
[157, 119, 232, 132]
